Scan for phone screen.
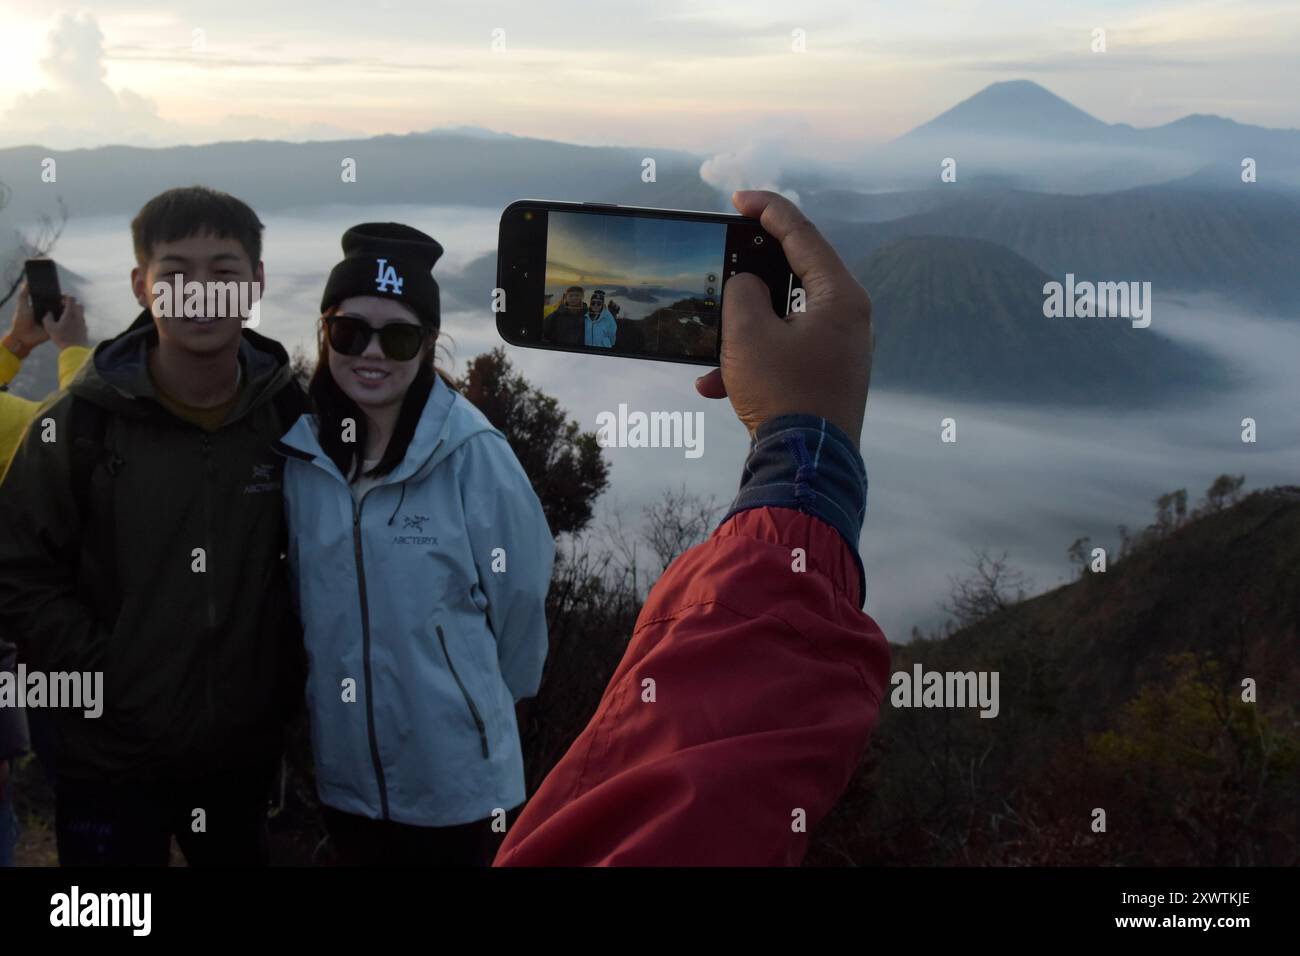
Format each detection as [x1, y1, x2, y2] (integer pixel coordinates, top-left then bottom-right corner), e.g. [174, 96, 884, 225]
[498, 202, 800, 366]
[24, 259, 63, 321]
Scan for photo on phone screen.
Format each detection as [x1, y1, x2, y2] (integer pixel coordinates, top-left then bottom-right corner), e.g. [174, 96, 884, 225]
[497, 201, 801, 367]
[542, 211, 724, 359]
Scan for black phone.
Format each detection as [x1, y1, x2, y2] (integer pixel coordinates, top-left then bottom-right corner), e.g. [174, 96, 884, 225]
[24, 258, 63, 322]
[496, 200, 801, 366]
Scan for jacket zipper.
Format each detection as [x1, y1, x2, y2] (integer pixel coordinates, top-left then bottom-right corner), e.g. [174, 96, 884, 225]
[437, 625, 490, 759]
[352, 497, 391, 819]
[294, 437, 448, 818]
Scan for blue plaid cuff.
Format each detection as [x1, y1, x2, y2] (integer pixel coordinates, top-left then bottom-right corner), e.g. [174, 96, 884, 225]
[721, 414, 868, 606]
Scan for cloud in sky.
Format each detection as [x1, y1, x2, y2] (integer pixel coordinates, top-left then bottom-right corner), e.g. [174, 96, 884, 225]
[1, 13, 171, 148]
[0, 12, 366, 148]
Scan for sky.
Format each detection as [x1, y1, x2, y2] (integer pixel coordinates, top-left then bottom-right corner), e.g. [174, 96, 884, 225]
[1, 0, 1298, 155]
[545, 212, 726, 296]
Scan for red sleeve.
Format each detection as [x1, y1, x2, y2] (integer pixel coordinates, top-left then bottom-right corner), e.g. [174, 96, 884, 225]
[493, 505, 890, 866]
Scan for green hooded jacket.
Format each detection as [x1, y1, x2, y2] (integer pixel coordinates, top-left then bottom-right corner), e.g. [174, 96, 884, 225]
[0, 311, 306, 782]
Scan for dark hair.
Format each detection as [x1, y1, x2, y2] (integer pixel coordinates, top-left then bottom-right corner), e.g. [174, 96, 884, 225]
[308, 308, 457, 481]
[131, 186, 264, 266]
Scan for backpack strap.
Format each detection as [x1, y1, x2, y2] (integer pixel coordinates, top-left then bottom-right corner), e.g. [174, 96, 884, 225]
[65, 395, 122, 620]
[67, 395, 113, 521]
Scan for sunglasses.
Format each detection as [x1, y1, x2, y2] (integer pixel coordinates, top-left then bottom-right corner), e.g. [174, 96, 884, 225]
[325, 313, 427, 361]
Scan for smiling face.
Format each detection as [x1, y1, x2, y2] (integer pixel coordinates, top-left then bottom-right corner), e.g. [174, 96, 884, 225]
[589, 291, 605, 315]
[563, 287, 584, 310]
[326, 296, 427, 413]
[132, 233, 261, 357]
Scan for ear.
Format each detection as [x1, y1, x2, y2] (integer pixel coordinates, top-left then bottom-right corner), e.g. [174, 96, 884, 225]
[130, 263, 150, 309]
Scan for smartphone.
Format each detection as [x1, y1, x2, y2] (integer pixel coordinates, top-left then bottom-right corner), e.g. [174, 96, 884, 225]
[496, 200, 802, 366]
[24, 258, 63, 322]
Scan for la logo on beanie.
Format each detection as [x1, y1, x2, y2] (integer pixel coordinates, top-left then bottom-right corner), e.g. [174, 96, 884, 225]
[323, 223, 442, 327]
[375, 258, 404, 294]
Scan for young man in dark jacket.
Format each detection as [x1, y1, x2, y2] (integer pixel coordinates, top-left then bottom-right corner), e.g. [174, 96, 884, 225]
[0, 186, 306, 866]
[543, 285, 586, 346]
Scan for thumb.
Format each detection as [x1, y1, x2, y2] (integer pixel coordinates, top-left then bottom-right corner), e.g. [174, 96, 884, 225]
[695, 367, 726, 399]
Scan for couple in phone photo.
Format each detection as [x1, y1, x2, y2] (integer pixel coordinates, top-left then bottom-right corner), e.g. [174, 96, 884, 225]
[543, 285, 618, 349]
[0, 186, 554, 866]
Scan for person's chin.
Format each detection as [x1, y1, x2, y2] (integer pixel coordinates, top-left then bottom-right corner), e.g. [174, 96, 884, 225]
[345, 388, 399, 409]
[166, 317, 240, 348]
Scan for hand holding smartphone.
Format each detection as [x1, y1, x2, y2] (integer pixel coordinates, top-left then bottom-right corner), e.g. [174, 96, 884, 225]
[495, 200, 802, 366]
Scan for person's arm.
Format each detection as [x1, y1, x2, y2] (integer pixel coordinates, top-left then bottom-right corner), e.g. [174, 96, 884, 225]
[496, 419, 884, 865]
[0, 395, 112, 676]
[460, 432, 556, 702]
[494, 190, 880, 866]
[600, 310, 617, 348]
[1, 291, 91, 466]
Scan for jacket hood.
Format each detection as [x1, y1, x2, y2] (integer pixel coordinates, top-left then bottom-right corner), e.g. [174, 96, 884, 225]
[277, 373, 498, 487]
[67, 308, 295, 421]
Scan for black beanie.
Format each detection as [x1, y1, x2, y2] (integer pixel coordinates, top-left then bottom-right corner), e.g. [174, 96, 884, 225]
[320, 222, 444, 330]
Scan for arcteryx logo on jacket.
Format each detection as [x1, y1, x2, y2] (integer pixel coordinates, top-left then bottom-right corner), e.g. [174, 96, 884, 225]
[276, 374, 555, 828]
[243, 460, 282, 494]
[394, 512, 437, 545]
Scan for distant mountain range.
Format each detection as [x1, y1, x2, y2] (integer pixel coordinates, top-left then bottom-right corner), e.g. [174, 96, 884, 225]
[3, 79, 1297, 406]
[0, 133, 722, 225]
[3, 79, 1296, 223]
[904, 79, 1300, 156]
[867, 79, 1300, 193]
[821, 183, 1300, 314]
[853, 236, 1228, 404]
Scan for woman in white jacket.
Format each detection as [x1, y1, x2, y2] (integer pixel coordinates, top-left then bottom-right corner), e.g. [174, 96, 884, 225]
[277, 222, 554, 866]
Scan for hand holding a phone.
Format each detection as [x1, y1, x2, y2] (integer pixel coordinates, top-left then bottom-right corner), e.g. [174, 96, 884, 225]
[4, 281, 52, 358]
[7, 282, 88, 359]
[696, 190, 873, 443]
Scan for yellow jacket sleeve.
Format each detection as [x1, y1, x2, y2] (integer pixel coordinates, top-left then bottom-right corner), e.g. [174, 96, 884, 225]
[0, 343, 19, 388]
[58, 344, 91, 389]
[0, 345, 92, 471]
